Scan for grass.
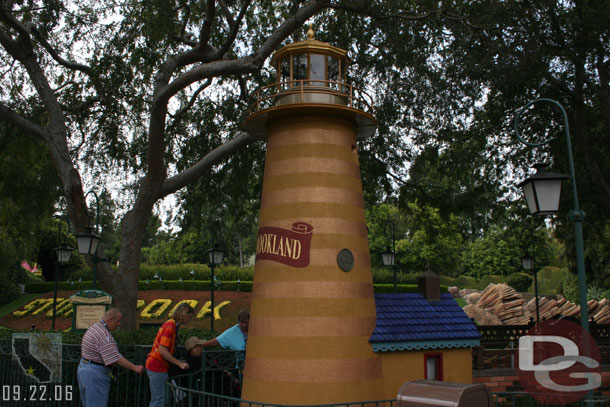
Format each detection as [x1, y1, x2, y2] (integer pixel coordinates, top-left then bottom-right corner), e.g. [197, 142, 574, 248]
[455, 297, 467, 307]
[0, 293, 40, 318]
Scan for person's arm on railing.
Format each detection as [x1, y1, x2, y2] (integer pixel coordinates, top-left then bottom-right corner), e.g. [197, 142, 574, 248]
[159, 345, 189, 370]
[115, 357, 145, 374]
[200, 338, 220, 348]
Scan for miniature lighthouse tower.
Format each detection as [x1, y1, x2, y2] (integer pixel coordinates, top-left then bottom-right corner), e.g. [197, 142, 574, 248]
[241, 27, 383, 405]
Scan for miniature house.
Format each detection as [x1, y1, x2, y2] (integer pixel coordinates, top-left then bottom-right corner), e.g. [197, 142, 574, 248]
[370, 270, 481, 400]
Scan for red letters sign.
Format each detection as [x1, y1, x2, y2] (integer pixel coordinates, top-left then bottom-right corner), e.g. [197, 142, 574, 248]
[255, 222, 314, 268]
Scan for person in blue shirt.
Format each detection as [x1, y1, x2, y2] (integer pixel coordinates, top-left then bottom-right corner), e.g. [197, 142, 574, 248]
[201, 310, 249, 351]
[200, 310, 249, 399]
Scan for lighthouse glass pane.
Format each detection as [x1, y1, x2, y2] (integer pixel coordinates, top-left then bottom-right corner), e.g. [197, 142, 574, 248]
[327, 56, 339, 90]
[310, 54, 325, 86]
[293, 54, 307, 85]
[280, 57, 290, 89]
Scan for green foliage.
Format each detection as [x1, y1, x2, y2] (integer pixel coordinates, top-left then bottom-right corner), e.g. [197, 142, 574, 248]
[455, 275, 478, 289]
[506, 272, 533, 293]
[562, 268, 580, 304]
[0, 277, 20, 307]
[478, 275, 504, 290]
[587, 286, 610, 302]
[535, 267, 565, 295]
[24, 280, 429, 294]
[367, 203, 463, 277]
[0, 123, 62, 289]
[460, 226, 522, 278]
[439, 275, 456, 287]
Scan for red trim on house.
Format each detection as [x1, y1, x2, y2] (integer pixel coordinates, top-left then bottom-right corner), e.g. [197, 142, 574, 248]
[424, 352, 444, 381]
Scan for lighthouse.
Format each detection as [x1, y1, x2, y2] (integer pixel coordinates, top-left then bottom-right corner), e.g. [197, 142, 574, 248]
[241, 27, 383, 404]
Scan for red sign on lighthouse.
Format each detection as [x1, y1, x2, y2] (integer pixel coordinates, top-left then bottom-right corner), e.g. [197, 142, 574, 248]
[255, 222, 313, 268]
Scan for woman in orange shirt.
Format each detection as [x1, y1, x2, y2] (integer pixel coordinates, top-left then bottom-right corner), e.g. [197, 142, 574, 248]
[146, 302, 194, 407]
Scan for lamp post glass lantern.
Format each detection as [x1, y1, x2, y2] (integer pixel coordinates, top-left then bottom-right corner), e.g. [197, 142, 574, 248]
[75, 191, 102, 289]
[208, 244, 225, 265]
[520, 252, 534, 271]
[52, 221, 73, 330]
[381, 249, 395, 267]
[521, 251, 540, 324]
[75, 226, 101, 255]
[207, 244, 224, 331]
[55, 243, 74, 263]
[518, 163, 569, 216]
[515, 98, 589, 332]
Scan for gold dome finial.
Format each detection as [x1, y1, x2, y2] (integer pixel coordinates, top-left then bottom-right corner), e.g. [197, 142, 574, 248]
[307, 24, 315, 40]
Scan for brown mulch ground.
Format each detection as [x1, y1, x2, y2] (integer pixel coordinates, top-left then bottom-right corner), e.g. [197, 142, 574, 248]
[0, 290, 252, 332]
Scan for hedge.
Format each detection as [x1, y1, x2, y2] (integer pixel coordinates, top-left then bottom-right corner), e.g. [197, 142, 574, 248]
[25, 280, 448, 294]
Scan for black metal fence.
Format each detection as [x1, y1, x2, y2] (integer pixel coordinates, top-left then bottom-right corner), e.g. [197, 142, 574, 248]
[3, 335, 609, 407]
[0, 338, 152, 407]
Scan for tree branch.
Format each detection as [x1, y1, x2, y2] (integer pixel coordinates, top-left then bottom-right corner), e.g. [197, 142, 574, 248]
[159, 0, 329, 102]
[198, 0, 216, 52]
[0, 101, 47, 139]
[29, 25, 93, 74]
[160, 131, 254, 197]
[168, 78, 212, 122]
[212, 0, 252, 60]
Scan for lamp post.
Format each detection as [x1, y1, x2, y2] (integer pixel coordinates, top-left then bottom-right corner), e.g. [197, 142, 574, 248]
[52, 218, 73, 330]
[515, 98, 589, 332]
[520, 251, 540, 324]
[207, 243, 224, 331]
[74, 191, 101, 289]
[381, 220, 397, 292]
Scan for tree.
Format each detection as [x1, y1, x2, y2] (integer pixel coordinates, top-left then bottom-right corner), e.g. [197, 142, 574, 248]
[2, 0, 484, 328]
[0, 121, 62, 276]
[0, 0, 330, 328]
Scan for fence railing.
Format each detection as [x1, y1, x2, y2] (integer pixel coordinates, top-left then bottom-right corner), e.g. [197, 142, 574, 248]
[474, 322, 610, 371]
[247, 79, 375, 117]
[4, 336, 610, 407]
[490, 391, 610, 406]
[165, 373, 396, 407]
[0, 338, 153, 407]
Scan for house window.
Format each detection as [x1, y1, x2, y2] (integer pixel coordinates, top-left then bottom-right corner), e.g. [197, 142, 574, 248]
[424, 353, 443, 381]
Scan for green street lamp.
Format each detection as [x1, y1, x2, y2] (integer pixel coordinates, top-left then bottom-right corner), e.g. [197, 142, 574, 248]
[518, 163, 569, 216]
[520, 251, 540, 324]
[52, 218, 73, 330]
[207, 243, 224, 331]
[74, 191, 101, 289]
[381, 220, 398, 293]
[515, 98, 589, 332]
[381, 247, 396, 291]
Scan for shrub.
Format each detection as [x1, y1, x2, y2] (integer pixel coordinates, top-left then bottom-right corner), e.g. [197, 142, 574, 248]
[587, 286, 610, 301]
[455, 275, 478, 289]
[506, 272, 533, 292]
[478, 275, 503, 290]
[536, 266, 564, 295]
[0, 277, 20, 306]
[562, 268, 580, 303]
[25, 280, 443, 295]
[439, 275, 457, 287]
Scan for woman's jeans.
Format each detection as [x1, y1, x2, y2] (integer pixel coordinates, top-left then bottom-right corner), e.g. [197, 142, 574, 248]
[147, 369, 168, 407]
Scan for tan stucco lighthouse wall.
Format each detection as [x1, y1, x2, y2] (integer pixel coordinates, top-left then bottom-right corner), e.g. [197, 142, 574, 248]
[240, 113, 384, 404]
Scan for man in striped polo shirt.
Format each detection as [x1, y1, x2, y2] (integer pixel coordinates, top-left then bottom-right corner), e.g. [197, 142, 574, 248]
[77, 308, 144, 407]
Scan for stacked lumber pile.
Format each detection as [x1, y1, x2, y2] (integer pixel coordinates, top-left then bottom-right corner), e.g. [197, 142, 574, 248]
[467, 283, 610, 325]
[476, 283, 531, 325]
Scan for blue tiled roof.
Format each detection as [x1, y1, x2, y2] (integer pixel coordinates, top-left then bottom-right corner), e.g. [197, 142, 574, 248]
[370, 293, 480, 351]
